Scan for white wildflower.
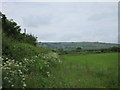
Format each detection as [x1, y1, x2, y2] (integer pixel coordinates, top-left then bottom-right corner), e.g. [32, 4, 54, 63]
[4, 77, 8, 80]
[19, 62, 22, 65]
[47, 72, 49, 74]
[11, 84, 14, 87]
[22, 77, 25, 81]
[8, 80, 11, 83]
[23, 83, 27, 87]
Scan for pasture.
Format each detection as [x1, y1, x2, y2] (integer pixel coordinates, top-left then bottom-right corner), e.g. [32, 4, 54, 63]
[49, 53, 118, 88]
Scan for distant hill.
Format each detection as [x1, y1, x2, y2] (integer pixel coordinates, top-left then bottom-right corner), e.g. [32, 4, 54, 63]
[37, 42, 118, 50]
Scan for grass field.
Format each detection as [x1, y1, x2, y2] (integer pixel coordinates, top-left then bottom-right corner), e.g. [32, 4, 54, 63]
[49, 53, 118, 88]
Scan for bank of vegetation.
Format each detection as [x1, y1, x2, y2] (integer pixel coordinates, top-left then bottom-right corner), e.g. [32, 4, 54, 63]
[1, 13, 61, 88]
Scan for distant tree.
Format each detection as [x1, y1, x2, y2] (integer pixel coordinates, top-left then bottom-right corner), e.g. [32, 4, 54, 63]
[58, 48, 63, 51]
[110, 46, 120, 52]
[76, 47, 82, 52]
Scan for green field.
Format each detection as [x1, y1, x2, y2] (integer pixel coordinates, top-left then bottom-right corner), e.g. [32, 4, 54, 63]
[49, 53, 118, 88]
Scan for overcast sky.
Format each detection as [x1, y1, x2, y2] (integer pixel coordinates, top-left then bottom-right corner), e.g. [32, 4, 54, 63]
[2, 2, 118, 43]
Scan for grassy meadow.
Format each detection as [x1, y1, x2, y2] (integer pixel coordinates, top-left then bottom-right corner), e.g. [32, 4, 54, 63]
[49, 53, 118, 88]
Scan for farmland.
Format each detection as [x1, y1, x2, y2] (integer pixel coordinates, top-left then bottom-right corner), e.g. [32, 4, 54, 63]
[49, 52, 118, 88]
[38, 42, 118, 50]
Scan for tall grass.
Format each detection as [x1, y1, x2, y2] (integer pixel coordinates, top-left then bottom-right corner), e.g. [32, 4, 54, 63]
[48, 53, 118, 88]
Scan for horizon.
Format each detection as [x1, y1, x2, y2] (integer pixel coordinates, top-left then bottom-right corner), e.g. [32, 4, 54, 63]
[38, 41, 119, 44]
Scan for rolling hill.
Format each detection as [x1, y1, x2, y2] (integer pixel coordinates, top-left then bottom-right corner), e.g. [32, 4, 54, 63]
[37, 42, 118, 50]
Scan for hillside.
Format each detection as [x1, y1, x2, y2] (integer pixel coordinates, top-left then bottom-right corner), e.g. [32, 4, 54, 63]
[38, 42, 118, 50]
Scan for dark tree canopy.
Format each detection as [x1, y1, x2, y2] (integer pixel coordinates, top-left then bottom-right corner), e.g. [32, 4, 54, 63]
[2, 13, 37, 46]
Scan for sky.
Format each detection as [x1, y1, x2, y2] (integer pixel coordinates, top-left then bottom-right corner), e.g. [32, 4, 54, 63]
[1, 2, 118, 43]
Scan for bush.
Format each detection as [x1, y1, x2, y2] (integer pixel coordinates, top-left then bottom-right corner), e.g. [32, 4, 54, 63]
[2, 57, 27, 88]
[1, 13, 62, 88]
[2, 51, 61, 88]
[3, 42, 49, 61]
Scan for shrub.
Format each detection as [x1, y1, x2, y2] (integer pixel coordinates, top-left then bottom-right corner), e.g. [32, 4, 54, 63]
[2, 51, 61, 88]
[2, 56, 27, 88]
[4, 43, 49, 61]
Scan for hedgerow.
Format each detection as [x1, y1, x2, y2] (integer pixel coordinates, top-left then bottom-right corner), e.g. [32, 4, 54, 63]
[2, 51, 61, 88]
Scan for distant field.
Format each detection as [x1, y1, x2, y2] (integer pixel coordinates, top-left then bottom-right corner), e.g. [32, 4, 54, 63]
[38, 42, 118, 50]
[50, 53, 118, 88]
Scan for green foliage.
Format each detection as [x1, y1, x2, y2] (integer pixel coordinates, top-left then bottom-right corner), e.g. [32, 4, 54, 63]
[2, 13, 39, 60]
[76, 47, 82, 52]
[2, 14, 37, 46]
[2, 33, 13, 57]
[8, 43, 49, 61]
[110, 46, 120, 52]
[2, 51, 61, 88]
[2, 14, 21, 38]
[1, 13, 62, 88]
[2, 57, 27, 88]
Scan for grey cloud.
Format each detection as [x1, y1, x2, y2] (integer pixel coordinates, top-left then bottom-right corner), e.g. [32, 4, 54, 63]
[22, 15, 52, 27]
[2, 2, 118, 43]
[88, 12, 117, 21]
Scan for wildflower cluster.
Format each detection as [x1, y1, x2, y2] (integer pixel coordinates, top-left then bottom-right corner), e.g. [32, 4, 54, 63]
[2, 57, 27, 88]
[2, 52, 61, 88]
[40, 52, 62, 77]
[42, 52, 62, 67]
